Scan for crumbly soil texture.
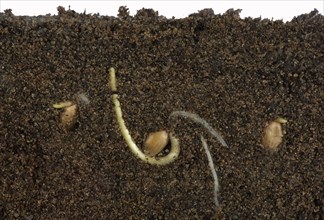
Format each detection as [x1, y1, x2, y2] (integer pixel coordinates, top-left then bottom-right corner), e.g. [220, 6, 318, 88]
[1, 7, 323, 219]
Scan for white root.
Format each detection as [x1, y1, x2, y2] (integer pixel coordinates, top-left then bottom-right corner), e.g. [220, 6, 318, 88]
[170, 111, 228, 148]
[200, 135, 220, 207]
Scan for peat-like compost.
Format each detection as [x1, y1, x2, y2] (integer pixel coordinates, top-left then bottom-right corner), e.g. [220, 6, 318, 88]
[1, 7, 323, 219]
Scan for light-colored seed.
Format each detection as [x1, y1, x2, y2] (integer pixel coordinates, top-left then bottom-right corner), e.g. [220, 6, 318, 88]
[261, 118, 287, 151]
[144, 130, 169, 156]
[60, 104, 78, 131]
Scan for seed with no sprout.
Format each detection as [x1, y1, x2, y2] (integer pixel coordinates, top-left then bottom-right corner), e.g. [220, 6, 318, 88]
[261, 117, 287, 151]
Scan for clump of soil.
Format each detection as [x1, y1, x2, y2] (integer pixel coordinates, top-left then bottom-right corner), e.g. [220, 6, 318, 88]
[0, 6, 323, 219]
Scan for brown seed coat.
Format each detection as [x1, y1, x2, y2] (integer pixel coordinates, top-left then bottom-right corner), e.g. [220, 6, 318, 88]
[261, 120, 285, 151]
[144, 130, 169, 156]
[60, 104, 78, 131]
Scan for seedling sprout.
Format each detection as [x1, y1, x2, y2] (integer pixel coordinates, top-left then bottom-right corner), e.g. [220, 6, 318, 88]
[109, 67, 228, 207]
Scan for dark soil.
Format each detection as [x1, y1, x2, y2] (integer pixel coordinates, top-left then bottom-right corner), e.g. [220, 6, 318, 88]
[1, 6, 323, 219]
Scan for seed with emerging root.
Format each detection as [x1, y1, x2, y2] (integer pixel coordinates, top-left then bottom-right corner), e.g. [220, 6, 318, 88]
[60, 104, 78, 131]
[53, 100, 79, 131]
[261, 117, 287, 151]
[144, 130, 169, 156]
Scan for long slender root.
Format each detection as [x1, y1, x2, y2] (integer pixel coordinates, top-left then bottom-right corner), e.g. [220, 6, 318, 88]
[200, 136, 220, 207]
[170, 111, 228, 147]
